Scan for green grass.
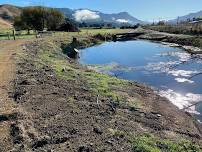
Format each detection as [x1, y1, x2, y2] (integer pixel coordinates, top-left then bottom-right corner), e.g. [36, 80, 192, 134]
[0, 29, 36, 40]
[0, 28, 130, 40]
[0, 29, 35, 34]
[107, 128, 202, 152]
[80, 28, 130, 35]
[130, 133, 202, 152]
[83, 70, 127, 99]
[37, 40, 128, 100]
[49, 28, 130, 38]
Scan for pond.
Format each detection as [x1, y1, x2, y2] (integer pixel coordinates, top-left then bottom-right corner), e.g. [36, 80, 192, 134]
[79, 40, 202, 122]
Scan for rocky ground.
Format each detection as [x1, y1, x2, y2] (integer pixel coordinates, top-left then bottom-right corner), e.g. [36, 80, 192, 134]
[1, 32, 202, 151]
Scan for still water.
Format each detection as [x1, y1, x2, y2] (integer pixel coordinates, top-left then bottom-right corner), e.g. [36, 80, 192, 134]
[79, 40, 202, 121]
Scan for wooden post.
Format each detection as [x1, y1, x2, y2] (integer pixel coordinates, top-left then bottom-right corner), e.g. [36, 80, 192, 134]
[7, 32, 10, 40]
[12, 29, 16, 40]
[112, 35, 117, 42]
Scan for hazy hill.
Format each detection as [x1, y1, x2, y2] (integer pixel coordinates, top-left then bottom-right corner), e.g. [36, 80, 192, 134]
[57, 8, 144, 25]
[0, 17, 12, 29]
[0, 4, 144, 27]
[0, 4, 21, 20]
[0, 4, 21, 29]
[169, 10, 202, 23]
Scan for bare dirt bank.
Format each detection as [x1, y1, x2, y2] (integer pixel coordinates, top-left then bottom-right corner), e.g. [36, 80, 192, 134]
[6, 33, 202, 151]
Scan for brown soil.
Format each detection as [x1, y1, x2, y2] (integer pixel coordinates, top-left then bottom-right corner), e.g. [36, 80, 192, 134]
[0, 36, 202, 151]
[9, 38, 202, 151]
[0, 40, 29, 152]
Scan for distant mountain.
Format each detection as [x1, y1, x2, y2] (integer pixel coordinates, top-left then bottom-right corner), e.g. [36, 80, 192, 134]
[57, 8, 74, 18]
[0, 4, 144, 28]
[0, 17, 12, 29]
[57, 8, 144, 26]
[0, 4, 21, 20]
[169, 10, 202, 23]
[0, 4, 21, 29]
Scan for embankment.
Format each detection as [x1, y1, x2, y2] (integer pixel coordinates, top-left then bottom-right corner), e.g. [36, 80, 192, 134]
[9, 32, 202, 151]
[134, 28, 202, 54]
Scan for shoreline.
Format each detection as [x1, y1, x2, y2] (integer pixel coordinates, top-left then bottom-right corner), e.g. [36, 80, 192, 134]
[8, 30, 202, 151]
[136, 28, 202, 54]
[78, 37, 202, 121]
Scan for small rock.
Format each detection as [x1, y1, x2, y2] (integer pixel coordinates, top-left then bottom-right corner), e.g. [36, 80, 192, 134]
[151, 112, 162, 118]
[89, 143, 93, 146]
[82, 87, 88, 91]
[129, 107, 138, 112]
[70, 128, 78, 135]
[93, 127, 103, 135]
[78, 146, 92, 152]
[157, 114, 162, 117]
[105, 139, 113, 145]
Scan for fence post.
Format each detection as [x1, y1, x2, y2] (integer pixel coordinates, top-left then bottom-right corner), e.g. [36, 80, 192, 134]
[12, 29, 16, 40]
[7, 32, 10, 40]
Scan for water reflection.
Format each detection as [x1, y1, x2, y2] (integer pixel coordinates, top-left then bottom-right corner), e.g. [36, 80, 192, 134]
[159, 51, 191, 62]
[79, 40, 202, 120]
[175, 78, 194, 83]
[159, 89, 202, 115]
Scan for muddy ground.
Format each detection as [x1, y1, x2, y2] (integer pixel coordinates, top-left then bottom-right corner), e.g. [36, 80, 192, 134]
[1, 33, 199, 152]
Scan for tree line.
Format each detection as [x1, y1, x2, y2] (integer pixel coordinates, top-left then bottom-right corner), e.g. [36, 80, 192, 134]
[14, 7, 79, 32]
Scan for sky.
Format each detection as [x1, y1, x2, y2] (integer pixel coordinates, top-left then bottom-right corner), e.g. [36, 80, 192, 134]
[0, 0, 202, 21]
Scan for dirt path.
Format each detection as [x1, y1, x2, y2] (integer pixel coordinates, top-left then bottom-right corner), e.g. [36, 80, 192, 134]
[0, 40, 27, 151]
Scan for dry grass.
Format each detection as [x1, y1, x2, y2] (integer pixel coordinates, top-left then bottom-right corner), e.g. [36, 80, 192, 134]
[145, 24, 202, 35]
[0, 18, 12, 30]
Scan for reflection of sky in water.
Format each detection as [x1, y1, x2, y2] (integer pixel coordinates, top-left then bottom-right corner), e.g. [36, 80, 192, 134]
[79, 40, 202, 121]
[175, 78, 194, 83]
[159, 89, 202, 114]
[159, 51, 192, 62]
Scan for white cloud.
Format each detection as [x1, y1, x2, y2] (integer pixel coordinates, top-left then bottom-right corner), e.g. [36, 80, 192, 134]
[116, 19, 129, 23]
[73, 10, 100, 22]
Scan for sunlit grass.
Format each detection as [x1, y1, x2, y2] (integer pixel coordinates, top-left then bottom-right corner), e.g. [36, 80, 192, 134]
[0, 28, 130, 40]
[129, 133, 202, 152]
[0, 29, 36, 40]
